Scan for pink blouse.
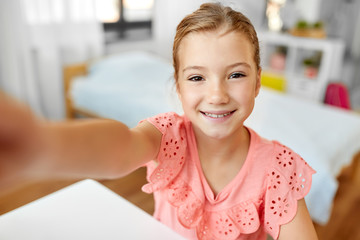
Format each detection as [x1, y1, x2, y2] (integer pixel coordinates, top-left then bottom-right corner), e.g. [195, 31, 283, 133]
[141, 112, 315, 240]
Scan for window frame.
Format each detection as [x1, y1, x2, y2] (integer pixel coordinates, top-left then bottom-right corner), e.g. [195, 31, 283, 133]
[103, 0, 152, 40]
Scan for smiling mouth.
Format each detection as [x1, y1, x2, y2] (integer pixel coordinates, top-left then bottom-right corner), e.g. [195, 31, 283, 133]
[201, 110, 236, 118]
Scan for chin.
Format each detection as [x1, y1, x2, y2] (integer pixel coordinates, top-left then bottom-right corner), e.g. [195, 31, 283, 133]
[203, 128, 235, 140]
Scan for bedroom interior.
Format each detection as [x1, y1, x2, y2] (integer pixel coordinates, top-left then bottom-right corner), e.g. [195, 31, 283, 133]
[1, 0, 360, 239]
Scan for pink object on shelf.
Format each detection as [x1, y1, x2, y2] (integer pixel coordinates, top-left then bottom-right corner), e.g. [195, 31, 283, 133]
[324, 83, 351, 110]
[270, 53, 286, 71]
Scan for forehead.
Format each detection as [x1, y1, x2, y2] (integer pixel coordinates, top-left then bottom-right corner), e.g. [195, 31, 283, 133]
[178, 30, 255, 70]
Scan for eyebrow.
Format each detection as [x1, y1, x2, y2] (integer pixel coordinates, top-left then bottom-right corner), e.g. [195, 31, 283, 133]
[182, 65, 206, 73]
[227, 62, 252, 70]
[182, 62, 251, 73]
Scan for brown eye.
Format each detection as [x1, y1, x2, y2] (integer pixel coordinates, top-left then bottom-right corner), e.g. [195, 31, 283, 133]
[188, 76, 204, 81]
[229, 72, 245, 79]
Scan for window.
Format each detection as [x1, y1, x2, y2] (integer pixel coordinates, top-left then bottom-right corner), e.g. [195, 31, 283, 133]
[95, 0, 154, 43]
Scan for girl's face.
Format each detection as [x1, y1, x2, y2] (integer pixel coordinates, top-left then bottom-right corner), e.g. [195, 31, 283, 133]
[176, 30, 261, 140]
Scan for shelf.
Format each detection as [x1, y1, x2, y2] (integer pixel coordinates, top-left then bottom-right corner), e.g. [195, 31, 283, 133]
[258, 31, 345, 102]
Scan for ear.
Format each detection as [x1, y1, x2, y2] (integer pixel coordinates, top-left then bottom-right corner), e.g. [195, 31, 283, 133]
[255, 67, 262, 97]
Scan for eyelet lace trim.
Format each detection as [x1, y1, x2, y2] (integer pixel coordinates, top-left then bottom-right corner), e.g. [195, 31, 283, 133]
[167, 177, 262, 240]
[142, 113, 187, 193]
[155, 142, 315, 240]
[264, 142, 316, 239]
[141, 113, 262, 239]
[141, 113, 315, 240]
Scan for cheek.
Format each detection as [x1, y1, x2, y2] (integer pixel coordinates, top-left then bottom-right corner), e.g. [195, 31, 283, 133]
[229, 83, 257, 108]
[178, 86, 200, 107]
[180, 91, 196, 105]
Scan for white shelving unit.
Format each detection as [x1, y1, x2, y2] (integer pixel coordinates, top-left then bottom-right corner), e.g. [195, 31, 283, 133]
[258, 31, 345, 102]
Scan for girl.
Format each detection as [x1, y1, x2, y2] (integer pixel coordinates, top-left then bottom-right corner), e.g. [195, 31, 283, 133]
[0, 3, 318, 240]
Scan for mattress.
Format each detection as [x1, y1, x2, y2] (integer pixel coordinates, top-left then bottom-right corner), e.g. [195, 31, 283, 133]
[71, 51, 181, 127]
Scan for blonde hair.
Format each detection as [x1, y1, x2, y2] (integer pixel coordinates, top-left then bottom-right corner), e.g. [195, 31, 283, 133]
[173, 2, 260, 80]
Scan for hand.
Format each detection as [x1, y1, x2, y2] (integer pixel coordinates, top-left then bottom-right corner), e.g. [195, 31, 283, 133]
[0, 91, 43, 190]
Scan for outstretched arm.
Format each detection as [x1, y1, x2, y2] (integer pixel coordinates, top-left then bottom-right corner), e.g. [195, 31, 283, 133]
[278, 198, 318, 240]
[0, 92, 162, 189]
[39, 119, 162, 179]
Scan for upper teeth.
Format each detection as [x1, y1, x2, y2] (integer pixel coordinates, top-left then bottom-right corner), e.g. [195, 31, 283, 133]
[204, 112, 231, 118]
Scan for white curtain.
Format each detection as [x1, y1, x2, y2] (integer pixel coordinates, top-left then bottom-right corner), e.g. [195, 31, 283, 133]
[0, 0, 104, 119]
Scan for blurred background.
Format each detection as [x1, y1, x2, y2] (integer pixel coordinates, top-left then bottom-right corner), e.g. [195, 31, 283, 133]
[1, 1, 360, 239]
[1, 0, 360, 120]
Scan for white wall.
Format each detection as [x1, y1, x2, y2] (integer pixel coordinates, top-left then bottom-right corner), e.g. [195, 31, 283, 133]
[152, 0, 206, 59]
[0, 0, 43, 115]
[294, 0, 322, 23]
[0, 0, 104, 120]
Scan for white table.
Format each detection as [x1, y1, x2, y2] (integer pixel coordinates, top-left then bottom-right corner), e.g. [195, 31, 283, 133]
[0, 179, 185, 240]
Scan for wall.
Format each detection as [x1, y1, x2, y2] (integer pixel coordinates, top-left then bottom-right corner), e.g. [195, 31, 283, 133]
[0, 0, 43, 115]
[294, 0, 322, 23]
[0, 0, 104, 119]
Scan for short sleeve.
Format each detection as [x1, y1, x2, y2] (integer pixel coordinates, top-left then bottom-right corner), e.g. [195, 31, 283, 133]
[264, 142, 316, 239]
[141, 112, 188, 194]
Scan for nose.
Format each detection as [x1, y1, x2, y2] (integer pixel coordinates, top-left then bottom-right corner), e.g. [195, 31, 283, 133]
[206, 80, 230, 105]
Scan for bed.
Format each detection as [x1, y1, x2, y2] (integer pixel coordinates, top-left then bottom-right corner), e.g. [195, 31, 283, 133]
[63, 50, 360, 225]
[63, 51, 181, 126]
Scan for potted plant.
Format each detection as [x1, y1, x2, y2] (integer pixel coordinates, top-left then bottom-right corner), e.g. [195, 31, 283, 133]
[290, 20, 326, 38]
